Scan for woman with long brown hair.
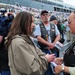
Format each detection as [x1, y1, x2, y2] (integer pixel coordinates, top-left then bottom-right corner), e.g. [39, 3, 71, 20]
[5, 11, 62, 75]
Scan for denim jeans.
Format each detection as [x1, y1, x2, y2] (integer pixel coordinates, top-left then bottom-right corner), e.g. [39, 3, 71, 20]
[42, 49, 55, 75]
[1, 71, 10, 75]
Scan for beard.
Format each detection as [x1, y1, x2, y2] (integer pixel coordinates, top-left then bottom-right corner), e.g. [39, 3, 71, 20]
[44, 18, 48, 21]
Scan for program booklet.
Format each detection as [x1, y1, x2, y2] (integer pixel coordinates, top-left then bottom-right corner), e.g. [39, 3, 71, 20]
[54, 41, 72, 51]
[54, 41, 72, 57]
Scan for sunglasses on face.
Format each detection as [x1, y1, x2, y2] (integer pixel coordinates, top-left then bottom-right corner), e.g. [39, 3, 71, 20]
[68, 21, 71, 24]
[68, 19, 75, 24]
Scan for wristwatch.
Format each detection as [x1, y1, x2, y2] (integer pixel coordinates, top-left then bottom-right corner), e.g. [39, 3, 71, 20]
[62, 66, 64, 71]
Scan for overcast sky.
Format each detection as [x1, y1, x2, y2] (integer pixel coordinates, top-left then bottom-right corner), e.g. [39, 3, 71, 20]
[63, 0, 75, 6]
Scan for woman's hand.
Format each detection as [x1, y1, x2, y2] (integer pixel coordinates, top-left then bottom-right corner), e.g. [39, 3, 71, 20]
[54, 57, 63, 65]
[45, 54, 56, 62]
[54, 65, 62, 74]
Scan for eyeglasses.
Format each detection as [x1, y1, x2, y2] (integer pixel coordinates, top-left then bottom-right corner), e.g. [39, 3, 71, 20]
[68, 19, 75, 24]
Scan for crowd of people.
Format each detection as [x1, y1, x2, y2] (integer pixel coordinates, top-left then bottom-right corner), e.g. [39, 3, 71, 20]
[0, 5, 75, 75]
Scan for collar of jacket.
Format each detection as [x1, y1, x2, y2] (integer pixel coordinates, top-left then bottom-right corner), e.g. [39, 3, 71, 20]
[12, 34, 34, 45]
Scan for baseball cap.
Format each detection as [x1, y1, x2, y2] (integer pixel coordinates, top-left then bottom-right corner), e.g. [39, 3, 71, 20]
[40, 10, 48, 15]
[50, 15, 57, 21]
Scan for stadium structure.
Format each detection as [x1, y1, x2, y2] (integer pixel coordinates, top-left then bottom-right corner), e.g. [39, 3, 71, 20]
[0, 0, 75, 13]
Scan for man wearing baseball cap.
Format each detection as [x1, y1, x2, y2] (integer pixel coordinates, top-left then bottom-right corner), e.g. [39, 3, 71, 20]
[34, 10, 60, 75]
[40, 10, 48, 15]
